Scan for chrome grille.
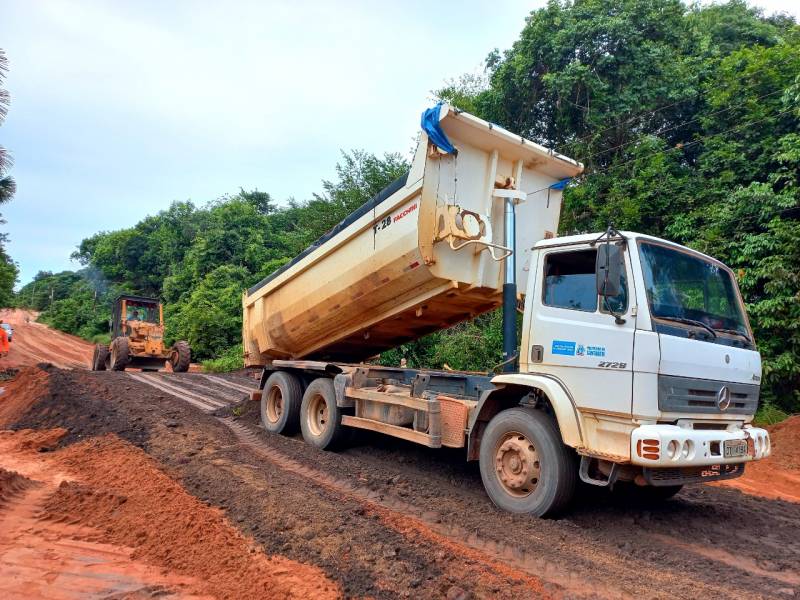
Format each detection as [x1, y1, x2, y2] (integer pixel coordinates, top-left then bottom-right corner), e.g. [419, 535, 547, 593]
[658, 375, 759, 415]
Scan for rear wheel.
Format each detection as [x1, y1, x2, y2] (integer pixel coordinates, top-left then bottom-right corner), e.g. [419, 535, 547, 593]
[109, 337, 130, 371]
[300, 378, 349, 450]
[479, 407, 576, 517]
[170, 341, 191, 372]
[261, 371, 302, 435]
[92, 344, 109, 371]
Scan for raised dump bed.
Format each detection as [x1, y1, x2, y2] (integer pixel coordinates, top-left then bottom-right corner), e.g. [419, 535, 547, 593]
[243, 105, 583, 366]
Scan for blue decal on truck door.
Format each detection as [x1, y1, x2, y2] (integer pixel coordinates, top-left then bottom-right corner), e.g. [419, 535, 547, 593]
[551, 340, 576, 356]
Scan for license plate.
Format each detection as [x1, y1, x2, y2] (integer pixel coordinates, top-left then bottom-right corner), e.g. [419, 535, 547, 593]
[723, 439, 747, 458]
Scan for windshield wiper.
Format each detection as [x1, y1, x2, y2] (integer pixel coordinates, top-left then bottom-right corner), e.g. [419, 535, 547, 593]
[658, 316, 717, 339]
[712, 328, 753, 345]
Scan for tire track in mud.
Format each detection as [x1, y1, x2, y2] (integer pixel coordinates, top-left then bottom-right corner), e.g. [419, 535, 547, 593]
[41, 368, 798, 599]
[125, 372, 244, 413]
[220, 417, 619, 599]
[137, 373, 789, 598]
[225, 409, 798, 600]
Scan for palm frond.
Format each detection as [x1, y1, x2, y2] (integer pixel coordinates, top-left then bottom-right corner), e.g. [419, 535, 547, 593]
[0, 146, 12, 174]
[0, 49, 8, 124]
[0, 176, 16, 204]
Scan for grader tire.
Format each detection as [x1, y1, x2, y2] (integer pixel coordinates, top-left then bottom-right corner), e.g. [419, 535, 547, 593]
[92, 344, 109, 371]
[170, 341, 191, 373]
[110, 337, 130, 371]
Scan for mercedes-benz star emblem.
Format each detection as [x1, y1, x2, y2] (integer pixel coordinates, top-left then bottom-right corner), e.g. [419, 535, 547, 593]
[717, 386, 731, 411]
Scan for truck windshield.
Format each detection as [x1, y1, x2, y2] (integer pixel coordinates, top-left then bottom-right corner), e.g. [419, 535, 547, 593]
[638, 242, 751, 344]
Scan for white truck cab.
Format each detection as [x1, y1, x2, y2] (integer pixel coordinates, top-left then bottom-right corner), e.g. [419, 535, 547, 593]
[489, 230, 769, 502]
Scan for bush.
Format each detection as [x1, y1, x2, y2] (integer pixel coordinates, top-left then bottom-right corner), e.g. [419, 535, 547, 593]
[201, 344, 244, 373]
[754, 402, 790, 427]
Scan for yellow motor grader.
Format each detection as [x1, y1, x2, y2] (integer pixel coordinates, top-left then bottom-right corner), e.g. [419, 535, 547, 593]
[91, 295, 190, 372]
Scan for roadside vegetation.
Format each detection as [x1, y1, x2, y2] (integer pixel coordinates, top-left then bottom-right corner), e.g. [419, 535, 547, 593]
[10, 1, 800, 416]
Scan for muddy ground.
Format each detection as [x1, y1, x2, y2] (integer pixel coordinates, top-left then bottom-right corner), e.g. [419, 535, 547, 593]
[1, 364, 798, 599]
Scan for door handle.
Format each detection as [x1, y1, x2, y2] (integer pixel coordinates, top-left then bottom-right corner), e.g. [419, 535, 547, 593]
[531, 345, 544, 363]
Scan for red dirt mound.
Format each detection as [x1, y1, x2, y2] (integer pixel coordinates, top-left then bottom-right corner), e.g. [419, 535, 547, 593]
[46, 434, 340, 600]
[0, 427, 67, 452]
[716, 416, 800, 502]
[0, 366, 50, 427]
[0, 467, 35, 507]
[766, 415, 800, 471]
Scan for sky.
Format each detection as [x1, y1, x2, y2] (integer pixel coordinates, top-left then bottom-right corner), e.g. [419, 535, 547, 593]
[1, 0, 798, 288]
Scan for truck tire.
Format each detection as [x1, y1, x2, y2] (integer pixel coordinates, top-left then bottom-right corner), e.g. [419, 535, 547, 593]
[170, 341, 191, 372]
[261, 371, 302, 435]
[300, 378, 349, 450]
[92, 344, 109, 371]
[479, 407, 576, 517]
[109, 337, 130, 371]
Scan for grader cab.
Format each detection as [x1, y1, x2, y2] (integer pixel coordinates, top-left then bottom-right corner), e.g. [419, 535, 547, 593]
[91, 295, 191, 372]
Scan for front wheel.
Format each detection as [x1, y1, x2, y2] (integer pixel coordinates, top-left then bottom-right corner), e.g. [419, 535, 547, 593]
[479, 407, 576, 517]
[92, 344, 109, 371]
[170, 341, 191, 372]
[109, 337, 130, 371]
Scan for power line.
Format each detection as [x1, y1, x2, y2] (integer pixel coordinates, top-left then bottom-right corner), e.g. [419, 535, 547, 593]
[555, 53, 799, 154]
[526, 102, 798, 200]
[579, 87, 787, 163]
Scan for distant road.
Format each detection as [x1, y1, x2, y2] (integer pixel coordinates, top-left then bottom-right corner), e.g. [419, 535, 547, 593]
[0, 308, 93, 369]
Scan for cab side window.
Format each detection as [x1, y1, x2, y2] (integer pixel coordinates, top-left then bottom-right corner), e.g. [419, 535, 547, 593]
[543, 249, 628, 313]
[543, 250, 598, 311]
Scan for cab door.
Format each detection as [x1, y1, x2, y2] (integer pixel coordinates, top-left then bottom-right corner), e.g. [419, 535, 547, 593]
[526, 243, 637, 416]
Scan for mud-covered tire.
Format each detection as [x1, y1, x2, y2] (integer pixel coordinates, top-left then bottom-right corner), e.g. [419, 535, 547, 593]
[109, 337, 130, 371]
[479, 407, 576, 517]
[300, 378, 349, 450]
[261, 371, 302, 435]
[170, 341, 191, 372]
[92, 344, 109, 371]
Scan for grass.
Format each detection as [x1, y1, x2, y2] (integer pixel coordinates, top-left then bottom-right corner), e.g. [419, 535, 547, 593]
[201, 344, 244, 373]
[754, 402, 790, 427]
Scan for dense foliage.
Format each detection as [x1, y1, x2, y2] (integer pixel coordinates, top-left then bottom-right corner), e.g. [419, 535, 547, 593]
[435, 0, 800, 412]
[15, 1, 800, 415]
[19, 150, 408, 363]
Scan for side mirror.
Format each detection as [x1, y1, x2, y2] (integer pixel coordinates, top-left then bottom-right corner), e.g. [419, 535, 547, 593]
[596, 243, 624, 297]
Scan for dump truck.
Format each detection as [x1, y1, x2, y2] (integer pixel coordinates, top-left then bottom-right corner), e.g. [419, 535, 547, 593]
[92, 295, 191, 372]
[242, 104, 770, 516]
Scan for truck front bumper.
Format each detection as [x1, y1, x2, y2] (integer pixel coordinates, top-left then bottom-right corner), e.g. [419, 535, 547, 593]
[630, 424, 770, 468]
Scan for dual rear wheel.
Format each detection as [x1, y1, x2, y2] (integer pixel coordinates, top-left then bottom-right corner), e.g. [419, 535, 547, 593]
[260, 373, 348, 450]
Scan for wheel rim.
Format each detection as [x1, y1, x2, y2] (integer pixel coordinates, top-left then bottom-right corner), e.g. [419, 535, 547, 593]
[494, 431, 540, 497]
[307, 393, 329, 437]
[265, 386, 283, 424]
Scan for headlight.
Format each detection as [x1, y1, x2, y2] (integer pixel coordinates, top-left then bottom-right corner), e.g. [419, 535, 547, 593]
[667, 440, 679, 459]
[681, 440, 694, 459]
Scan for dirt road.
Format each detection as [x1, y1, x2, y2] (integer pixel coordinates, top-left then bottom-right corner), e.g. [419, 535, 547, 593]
[0, 308, 93, 369]
[2, 364, 799, 599]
